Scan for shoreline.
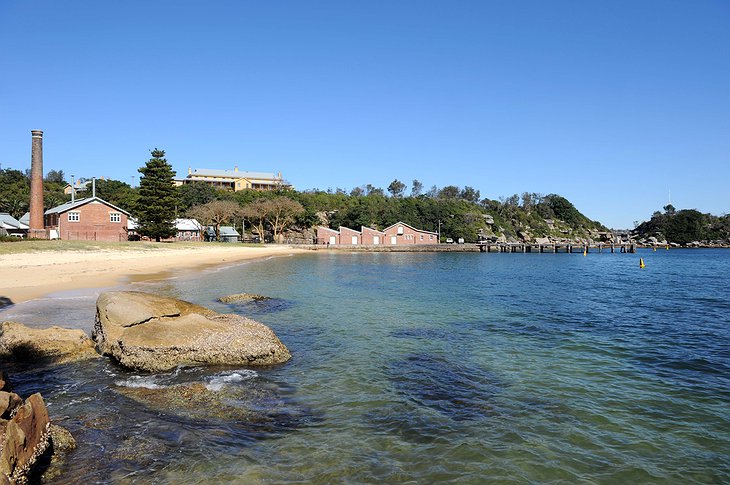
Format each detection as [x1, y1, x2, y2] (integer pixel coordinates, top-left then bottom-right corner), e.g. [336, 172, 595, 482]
[1, 244, 308, 305]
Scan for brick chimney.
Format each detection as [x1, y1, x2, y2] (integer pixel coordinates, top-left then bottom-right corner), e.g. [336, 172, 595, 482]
[28, 130, 47, 238]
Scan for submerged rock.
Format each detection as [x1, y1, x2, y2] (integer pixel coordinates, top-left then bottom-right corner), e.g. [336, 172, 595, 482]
[218, 293, 272, 303]
[114, 376, 315, 438]
[0, 321, 99, 364]
[93, 291, 291, 372]
[37, 424, 77, 483]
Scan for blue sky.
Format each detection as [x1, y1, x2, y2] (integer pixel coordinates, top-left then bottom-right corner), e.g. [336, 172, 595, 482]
[1, 1, 728, 228]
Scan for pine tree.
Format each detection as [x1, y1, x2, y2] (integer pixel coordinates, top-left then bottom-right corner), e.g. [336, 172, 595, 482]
[136, 149, 178, 242]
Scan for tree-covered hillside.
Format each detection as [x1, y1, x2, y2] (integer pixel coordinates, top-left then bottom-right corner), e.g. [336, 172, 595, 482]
[0, 167, 608, 243]
[634, 205, 730, 245]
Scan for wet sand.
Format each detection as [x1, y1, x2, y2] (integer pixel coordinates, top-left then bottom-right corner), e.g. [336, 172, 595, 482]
[0, 244, 308, 304]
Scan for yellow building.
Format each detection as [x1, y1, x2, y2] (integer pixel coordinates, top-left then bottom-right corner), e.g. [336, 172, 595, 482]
[175, 167, 292, 191]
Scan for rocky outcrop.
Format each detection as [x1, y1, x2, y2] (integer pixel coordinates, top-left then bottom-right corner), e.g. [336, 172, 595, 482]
[93, 291, 291, 372]
[39, 424, 76, 482]
[0, 322, 99, 364]
[218, 293, 272, 303]
[0, 393, 51, 484]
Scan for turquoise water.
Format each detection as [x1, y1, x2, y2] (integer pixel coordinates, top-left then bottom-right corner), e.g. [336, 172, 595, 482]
[2, 249, 729, 483]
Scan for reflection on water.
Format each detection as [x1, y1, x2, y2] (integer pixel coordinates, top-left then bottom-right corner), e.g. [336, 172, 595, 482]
[1, 250, 729, 483]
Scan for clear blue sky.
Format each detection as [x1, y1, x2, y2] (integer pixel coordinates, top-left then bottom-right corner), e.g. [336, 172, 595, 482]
[1, 1, 728, 228]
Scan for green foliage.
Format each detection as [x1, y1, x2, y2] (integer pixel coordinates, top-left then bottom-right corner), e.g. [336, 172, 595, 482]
[0, 169, 30, 219]
[44, 169, 66, 184]
[178, 181, 219, 211]
[136, 149, 178, 242]
[94, 179, 138, 212]
[635, 206, 729, 245]
[387, 179, 406, 198]
[43, 181, 69, 209]
[544, 194, 586, 227]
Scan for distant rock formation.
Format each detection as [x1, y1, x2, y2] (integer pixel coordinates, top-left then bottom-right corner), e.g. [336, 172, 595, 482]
[93, 291, 291, 372]
[0, 322, 99, 364]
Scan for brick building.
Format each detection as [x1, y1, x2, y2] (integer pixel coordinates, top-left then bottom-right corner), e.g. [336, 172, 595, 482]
[338, 226, 361, 245]
[316, 222, 437, 246]
[361, 226, 386, 245]
[44, 197, 130, 241]
[317, 226, 340, 245]
[383, 222, 438, 245]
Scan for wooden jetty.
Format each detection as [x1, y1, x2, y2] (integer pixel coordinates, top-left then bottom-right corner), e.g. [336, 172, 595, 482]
[476, 242, 637, 253]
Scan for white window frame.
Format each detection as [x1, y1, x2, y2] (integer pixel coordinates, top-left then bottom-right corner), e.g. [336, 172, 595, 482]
[110, 212, 121, 223]
[68, 211, 80, 222]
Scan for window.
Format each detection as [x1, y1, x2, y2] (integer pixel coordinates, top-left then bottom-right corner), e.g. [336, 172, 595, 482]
[430, 235, 434, 240]
[397, 226, 404, 234]
[110, 213, 121, 223]
[420, 235, 424, 240]
[68, 211, 80, 222]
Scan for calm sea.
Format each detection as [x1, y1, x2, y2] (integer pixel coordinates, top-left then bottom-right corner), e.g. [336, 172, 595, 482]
[1, 249, 728, 483]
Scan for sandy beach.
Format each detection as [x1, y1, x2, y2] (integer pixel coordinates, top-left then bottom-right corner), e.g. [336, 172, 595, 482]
[0, 243, 308, 304]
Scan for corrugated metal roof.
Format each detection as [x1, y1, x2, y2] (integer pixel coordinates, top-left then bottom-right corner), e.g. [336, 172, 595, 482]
[0, 213, 28, 230]
[175, 218, 203, 231]
[382, 221, 438, 235]
[45, 197, 131, 216]
[190, 169, 279, 180]
[127, 218, 202, 231]
[219, 226, 240, 236]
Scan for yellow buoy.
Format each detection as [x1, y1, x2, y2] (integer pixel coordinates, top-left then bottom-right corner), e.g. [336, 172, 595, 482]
[583, 248, 587, 256]
[653, 246, 656, 252]
[639, 258, 645, 268]
[666, 245, 669, 250]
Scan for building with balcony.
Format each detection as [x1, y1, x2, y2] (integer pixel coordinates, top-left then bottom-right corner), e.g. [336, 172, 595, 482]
[175, 167, 292, 192]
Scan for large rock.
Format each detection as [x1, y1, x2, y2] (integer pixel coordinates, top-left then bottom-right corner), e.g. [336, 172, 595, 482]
[0, 393, 51, 484]
[0, 322, 99, 364]
[93, 291, 291, 372]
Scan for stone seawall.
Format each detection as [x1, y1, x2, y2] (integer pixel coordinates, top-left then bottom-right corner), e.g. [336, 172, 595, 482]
[301, 244, 481, 253]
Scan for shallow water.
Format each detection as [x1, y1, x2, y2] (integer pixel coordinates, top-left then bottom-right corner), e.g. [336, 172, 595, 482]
[1, 249, 729, 483]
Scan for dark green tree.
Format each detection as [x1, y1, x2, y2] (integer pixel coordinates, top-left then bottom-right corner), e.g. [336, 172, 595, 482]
[95, 179, 138, 212]
[388, 179, 406, 198]
[136, 149, 178, 242]
[460, 186, 480, 203]
[44, 169, 66, 184]
[439, 185, 460, 199]
[411, 179, 423, 197]
[178, 181, 218, 211]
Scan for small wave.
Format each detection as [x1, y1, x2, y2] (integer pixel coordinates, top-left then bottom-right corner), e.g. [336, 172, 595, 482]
[205, 370, 258, 391]
[115, 376, 167, 389]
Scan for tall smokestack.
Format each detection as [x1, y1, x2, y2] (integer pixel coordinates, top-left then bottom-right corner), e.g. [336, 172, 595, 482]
[29, 130, 46, 238]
